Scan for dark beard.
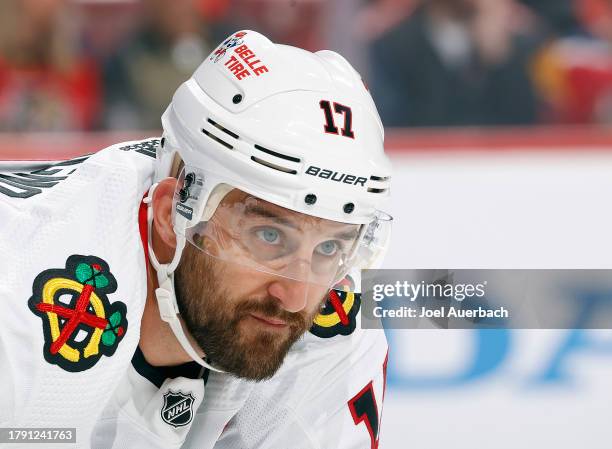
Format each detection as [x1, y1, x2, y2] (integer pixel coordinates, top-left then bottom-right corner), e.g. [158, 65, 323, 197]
[174, 244, 317, 381]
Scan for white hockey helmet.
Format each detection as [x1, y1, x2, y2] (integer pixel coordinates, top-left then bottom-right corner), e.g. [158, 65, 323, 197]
[147, 30, 392, 370]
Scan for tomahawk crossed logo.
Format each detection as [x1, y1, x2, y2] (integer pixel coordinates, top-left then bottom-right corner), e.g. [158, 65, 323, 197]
[35, 263, 120, 355]
[29, 255, 128, 372]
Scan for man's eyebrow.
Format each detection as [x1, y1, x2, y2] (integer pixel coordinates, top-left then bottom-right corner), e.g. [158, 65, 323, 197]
[333, 228, 361, 241]
[244, 204, 299, 229]
[244, 203, 362, 239]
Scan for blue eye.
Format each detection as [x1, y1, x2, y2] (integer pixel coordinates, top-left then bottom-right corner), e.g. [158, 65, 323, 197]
[255, 228, 281, 244]
[316, 240, 338, 256]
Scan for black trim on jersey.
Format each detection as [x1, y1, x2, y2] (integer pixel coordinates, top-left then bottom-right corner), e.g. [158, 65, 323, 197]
[348, 381, 380, 449]
[131, 346, 209, 388]
[0, 156, 89, 199]
[1, 138, 158, 199]
[118, 139, 159, 159]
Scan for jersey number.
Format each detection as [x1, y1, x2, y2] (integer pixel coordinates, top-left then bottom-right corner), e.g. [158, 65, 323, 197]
[320, 100, 355, 138]
[347, 353, 388, 449]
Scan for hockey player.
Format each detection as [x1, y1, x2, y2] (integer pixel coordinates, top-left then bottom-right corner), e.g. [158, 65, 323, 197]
[0, 30, 392, 448]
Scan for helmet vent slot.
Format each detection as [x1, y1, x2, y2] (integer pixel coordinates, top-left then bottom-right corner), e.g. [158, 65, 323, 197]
[251, 156, 298, 175]
[367, 174, 390, 194]
[202, 129, 233, 150]
[254, 144, 301, 163]
[370, 175, 390, 182]
[207, 118, 239, 139]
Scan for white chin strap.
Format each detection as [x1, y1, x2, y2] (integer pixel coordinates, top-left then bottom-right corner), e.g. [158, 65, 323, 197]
[144, 184, 224, 373]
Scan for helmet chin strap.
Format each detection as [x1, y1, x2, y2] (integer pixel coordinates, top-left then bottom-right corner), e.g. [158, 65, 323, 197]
[143, 184, 224, 373]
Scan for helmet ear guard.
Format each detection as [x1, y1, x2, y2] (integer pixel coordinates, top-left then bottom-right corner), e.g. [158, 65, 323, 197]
[172, 166, 207, 229]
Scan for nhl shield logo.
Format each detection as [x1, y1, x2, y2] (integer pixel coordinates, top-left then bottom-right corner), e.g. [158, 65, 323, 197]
[161, 390, 195, 428]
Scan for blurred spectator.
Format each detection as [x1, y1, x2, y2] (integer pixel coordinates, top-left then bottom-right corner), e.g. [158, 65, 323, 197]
[578, 0, 612, 41]
[0, 0, 100, 132]
[519, 0, 581, 37]
[218, 0, 324, 52]
[102, 0, 221, 130]
[356, 0, 417, 43]
[530, 0, 612, 124]
[369, 0, 539, 127]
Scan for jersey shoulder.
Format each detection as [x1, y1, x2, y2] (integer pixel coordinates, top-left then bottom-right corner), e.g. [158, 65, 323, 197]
[0, 137, 159, 202]
[0, 138, 159, 433]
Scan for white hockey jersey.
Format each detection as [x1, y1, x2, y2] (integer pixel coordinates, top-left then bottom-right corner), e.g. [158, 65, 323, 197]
[0, 139, 388, 449]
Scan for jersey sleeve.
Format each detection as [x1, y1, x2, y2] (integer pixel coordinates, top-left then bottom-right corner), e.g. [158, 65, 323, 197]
[0, 140, 157, 443]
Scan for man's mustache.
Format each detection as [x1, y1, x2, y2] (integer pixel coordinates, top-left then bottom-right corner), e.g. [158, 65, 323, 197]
[233, 297, 309, 330]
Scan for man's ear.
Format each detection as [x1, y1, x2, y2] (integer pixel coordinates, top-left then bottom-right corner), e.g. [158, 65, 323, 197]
[152, 178, 178, 250]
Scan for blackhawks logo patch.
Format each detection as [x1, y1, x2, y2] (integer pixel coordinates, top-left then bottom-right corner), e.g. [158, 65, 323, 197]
[28, 255, 128, 372]
[310, 275, 361, 339]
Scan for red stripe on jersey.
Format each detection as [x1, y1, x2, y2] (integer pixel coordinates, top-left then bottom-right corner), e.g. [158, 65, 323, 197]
[138, 193, 149, 269]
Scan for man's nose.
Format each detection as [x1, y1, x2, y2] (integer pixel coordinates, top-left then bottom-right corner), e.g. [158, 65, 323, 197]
[267, 277, 310, 313]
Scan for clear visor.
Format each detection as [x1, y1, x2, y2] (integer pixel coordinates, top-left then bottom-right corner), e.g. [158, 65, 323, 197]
[174, 171, 391, 291]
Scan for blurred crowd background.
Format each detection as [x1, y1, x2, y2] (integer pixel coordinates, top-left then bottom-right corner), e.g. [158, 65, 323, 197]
[2, 0, 612, 133]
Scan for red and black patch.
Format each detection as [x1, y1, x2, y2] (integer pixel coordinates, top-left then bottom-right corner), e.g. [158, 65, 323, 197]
[28, 255, 128, 372]
[348, 381, 380, 449]
[309, 275, 361, 339]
